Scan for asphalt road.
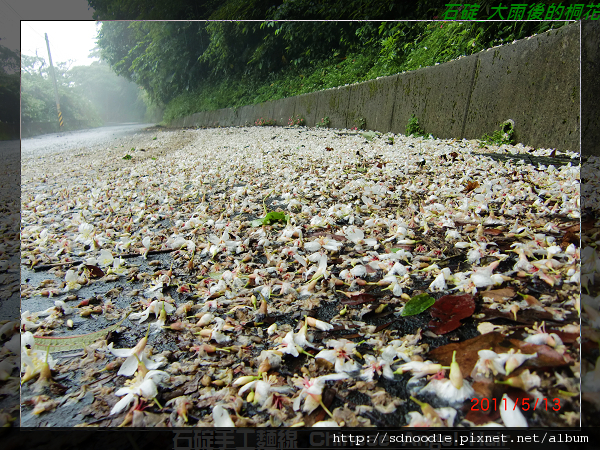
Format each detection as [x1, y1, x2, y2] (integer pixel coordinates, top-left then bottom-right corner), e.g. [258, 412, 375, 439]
[21, 123, 157, 158]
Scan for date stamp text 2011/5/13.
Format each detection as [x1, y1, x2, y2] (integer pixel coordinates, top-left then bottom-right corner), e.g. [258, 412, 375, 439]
[471, 397, 561, 412]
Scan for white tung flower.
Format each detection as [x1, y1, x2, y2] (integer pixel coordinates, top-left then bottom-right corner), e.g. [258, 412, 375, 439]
[406, 397, 457, 427]
[213, 405, 236, 427]
[419, 377, 475, 404]
[238, 374, 292, 406]
[344, 226, 378, 249]
[470, 349, 537, 377]
[381, 275, 404, 296]
[394, 360, 443, 379]
[116, 236, 133, 252]
[21, 311, 42, 331]
[470, 260, 501, 288]
[360, 353, 395, 381]
[304, 252, 329, 281]
[211, 317, 231, 344]
[21, 331, 57, 381]
[77, 222, 95, 245]
[386, 261, 408, 277]
[108, 333, 164, 377]
[292, 373, 348, 414]
[278, 331, 300, 357]
[141, 236, 152, 259]
[130, 300, 176, 324]
[500, 394, 527, 427]
[445, 229, 461, 241]
[315, 339, 360, 373]
[109, 257, 128, 276]
[110, 370, 170, 415]
[304, 315, 333, 330]
[304, 236, 343, 253]
[63, 269, 82, 292]
[429, 272, 447, 292]
[98, 249, 114, 267]
[294, 322, 319, 349]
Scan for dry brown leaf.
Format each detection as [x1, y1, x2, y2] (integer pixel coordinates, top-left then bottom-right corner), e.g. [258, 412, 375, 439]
[85, 265, 105, 278]
[428, 332, 569, 376]
[341, 293, 377, 305]
[337, 290, 365, 298]
[560, 230, 578, 250]
[463, 180, 480, 193]
[481, 288, 516, 302]
[428, 294, 475, 335]
[520, 294, 542, 307]
[483, 228, 504, 236]
[478, 306, 557, 324]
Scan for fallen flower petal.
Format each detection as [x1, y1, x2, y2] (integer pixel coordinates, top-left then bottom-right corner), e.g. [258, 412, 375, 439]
[499, 394, 527, 427]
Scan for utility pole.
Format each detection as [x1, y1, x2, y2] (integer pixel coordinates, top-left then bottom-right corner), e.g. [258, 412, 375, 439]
[45, 33, 63, 129]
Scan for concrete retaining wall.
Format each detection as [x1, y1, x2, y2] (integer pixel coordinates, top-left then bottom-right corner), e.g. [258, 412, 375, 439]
[168, 23, 580, 153]
[582, 21, 599, 157]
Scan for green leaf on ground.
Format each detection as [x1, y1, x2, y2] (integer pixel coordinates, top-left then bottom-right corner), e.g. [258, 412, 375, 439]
[33, 311, 131, 353]
[361, 131, 377, 141]
[251, 211, 289, 227]
[401, 293, 435, 316]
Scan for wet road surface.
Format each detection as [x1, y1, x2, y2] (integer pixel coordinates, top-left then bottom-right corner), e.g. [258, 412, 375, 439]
[21, 123, 157, 158]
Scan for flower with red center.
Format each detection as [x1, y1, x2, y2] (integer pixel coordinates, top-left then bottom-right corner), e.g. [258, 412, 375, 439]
[315, 339, 360, 373]
[267, 392, 290, 410]
[360, 353, 395, 382]
[292, 372, 348, 414]
[431, 370, 446, 380]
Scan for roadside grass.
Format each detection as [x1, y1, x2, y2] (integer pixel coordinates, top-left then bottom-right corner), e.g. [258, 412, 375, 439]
[162, 22, 567, 125]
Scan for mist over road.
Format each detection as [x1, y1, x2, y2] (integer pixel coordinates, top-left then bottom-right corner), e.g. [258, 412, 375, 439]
[21, 123, 157, 158]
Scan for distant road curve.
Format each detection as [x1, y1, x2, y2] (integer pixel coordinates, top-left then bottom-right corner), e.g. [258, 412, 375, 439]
[21, 123, 157, 158]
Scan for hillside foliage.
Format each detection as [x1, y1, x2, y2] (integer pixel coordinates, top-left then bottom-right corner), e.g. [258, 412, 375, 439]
[20, 55, 153, 131]
[92, 1, 569, 123]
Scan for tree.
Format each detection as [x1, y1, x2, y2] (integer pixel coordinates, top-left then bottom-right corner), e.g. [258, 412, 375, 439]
[21, 54, 103, 127]
[88, 0, 227, 20]
[0, 45, 20, 125]
[68, 61, 147, 123]
[97, 21, 211, 105]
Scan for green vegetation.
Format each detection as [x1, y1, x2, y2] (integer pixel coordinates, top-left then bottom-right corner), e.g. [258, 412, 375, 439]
[406, 114, 427, 138]
[316, 116, 331, 128]
[255, 118, 276, 126]
[480, 119, 515, 146]
[251, 211, 289, 227]
[91, 4, 568, 125]
[122, 154, 132, 160]
[401, 293, 435, 317]
[20, 55, 158, 136]
[21, 55, 102, 129]
[288, 115, 305, 127]
[0, 45, 19, 139]
[354, 117, 367, 130]
[361, 131, 378, 141]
